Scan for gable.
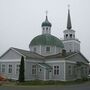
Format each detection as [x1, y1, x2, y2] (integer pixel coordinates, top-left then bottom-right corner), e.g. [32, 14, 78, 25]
[0, 49, 21, 60]
[65, 53, 89, 63]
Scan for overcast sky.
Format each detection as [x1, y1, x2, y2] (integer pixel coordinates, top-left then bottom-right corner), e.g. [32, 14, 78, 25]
[0, 0, 90, 61]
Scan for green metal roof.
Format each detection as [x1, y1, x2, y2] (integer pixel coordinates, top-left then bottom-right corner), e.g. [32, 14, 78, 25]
[41, 16, 52, 27]
[29, 34, 64, 48]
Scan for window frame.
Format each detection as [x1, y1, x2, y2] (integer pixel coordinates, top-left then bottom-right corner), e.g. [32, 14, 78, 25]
[46, 46, 50, 52]
[8, 64, 12, 74]
[54, 66, 59, 75]
[66, 34, 68, 38]
[70, 34, 72, 38]
[1, 64, 6, 73]
[32, 65, 37, 75]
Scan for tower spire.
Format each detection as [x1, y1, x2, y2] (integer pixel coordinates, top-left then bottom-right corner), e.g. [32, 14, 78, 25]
[67, 5, 72, 29]
[45, 10, 48, 21]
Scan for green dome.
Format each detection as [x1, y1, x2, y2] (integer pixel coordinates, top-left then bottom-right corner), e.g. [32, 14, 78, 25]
[41, 16, 52, 27]
[42, 20, 52, 27]
[29, 34, 64, 48]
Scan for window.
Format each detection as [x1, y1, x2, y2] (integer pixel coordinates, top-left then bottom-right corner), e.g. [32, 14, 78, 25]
[54, 66, 59, 75]
[68, 66, 72, 75]
[8, 65, 12, 73]
[39, 69, 42, 72]
[16, 64, 20, 74]
[46, 47, 50, 52]
[34, 47, 36, 52]
[70, 34, 72, 38]
[1, 64, 5, 73]
[46, 27, 48, 30]
[32, 65, 37, 75]
[66, 34, 68, 38]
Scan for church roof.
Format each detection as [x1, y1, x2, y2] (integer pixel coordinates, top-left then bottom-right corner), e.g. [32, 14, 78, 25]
[0, 47, 89, 63]
[0, 47, 44, 59]
[12, 48, 44, 59]
[45, 52, 76, 59]
[29, 34, 64, 48]
[45, 52, 89, 63]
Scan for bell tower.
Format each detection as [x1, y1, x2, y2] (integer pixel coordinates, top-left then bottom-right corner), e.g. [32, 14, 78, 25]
[63, 6, 80, 52]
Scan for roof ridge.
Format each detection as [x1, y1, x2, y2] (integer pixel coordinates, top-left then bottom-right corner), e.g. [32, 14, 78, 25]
[65, 52, 78, 59]
[11, 47, 30, 52]
[12, 47, 44, 56]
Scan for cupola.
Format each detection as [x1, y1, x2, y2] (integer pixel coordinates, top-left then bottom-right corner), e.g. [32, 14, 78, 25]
[41, 11, 52, 34]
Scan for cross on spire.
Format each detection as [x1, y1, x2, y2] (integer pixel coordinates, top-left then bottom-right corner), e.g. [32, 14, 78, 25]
[46, 11, 48, 16]
[68, 4, 70, 10]
[45, 10, 48, 21]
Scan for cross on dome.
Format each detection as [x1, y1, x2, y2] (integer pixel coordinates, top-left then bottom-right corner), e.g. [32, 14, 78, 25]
[46, 10, 48, 16]
[68, 4, 70, 10]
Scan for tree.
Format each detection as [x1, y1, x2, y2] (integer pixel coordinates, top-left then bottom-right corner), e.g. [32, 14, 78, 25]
[18, 56, 25, 82]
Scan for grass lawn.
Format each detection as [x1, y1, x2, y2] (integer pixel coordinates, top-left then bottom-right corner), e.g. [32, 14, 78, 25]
[0, 79, 89, 87]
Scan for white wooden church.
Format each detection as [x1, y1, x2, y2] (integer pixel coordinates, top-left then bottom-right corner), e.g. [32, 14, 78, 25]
[0, 8, 89, 81]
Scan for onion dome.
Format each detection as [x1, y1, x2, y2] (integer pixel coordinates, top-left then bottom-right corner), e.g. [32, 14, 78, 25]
[41, 15, 52, 27]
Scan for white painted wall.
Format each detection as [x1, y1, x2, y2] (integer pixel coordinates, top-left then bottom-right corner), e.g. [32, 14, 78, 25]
[30, 45, 63, 56]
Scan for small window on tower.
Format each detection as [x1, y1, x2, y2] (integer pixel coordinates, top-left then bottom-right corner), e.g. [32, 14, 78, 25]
[70, 34, 72, 38]
[46, 27, 48, 30]
[40, 69, 42, 72]
[46, 47, 50, 52]
[66, 34, 68, 38]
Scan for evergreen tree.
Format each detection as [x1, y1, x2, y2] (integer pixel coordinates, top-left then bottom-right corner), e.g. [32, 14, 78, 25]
[18, 56, 25, 82]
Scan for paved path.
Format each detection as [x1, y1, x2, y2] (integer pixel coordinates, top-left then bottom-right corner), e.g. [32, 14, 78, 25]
[0, 82, 90, 90]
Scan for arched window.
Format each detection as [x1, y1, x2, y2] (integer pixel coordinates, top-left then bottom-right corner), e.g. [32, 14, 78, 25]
[46, 27, 48, 30]
[70, 34, 72, 38]
[66, 34, 68, 38]
[43, 27, 45, 30]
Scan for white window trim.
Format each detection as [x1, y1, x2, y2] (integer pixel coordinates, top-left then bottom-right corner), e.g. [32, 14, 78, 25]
[53, 65, 59, 75]
[8, 64, 12, 74]
[32, 65, 37, 75]
[46, 46, 51, 53]
[1, 64, 6, 73]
